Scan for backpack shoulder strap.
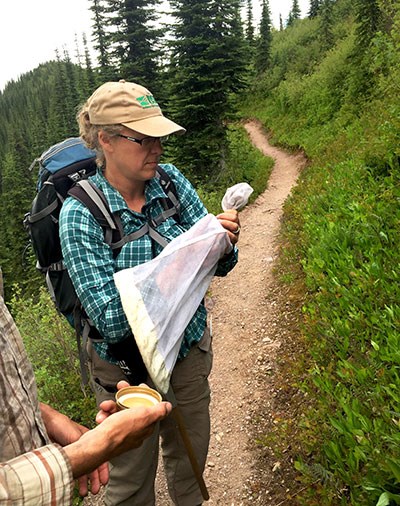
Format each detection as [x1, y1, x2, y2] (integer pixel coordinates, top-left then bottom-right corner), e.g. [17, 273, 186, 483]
[68, 180, 155, 255]
[67, 169, 181, 257]
[155, 165, 181, 223]
[70, 180, 116, 230]
[68, 180, 124, 254]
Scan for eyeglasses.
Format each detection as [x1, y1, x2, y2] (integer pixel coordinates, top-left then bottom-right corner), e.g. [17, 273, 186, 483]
[117, 134, 169, 147]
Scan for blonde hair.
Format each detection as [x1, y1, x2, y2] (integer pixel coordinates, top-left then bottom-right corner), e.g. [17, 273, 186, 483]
[76, 103, 124, 167]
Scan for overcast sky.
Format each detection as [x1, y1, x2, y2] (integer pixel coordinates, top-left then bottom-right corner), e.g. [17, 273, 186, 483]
[0, 0, 309, 92]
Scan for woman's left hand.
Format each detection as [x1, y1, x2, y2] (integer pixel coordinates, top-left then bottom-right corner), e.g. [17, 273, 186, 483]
[216, 209, 241, 245]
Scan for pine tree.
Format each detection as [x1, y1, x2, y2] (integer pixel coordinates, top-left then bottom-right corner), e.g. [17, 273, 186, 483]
[292, 0, 301, 19]
[106, 0, 162, 96]
[308, 0, 321, 18]
[279, 13, 283, 31]
[82, 34, 98, 92]
[73, 35, 94, 104]
[287, 0, 301, 26]
[255, 0, 273, 74]
[355, 0, 382, 50]
[168, 0, 247, 180]
[49, 52, 80, 142]
[89, 0, 115, 81]
[319, 0, 335, 49]
[245, 0, 255, 45]
[347, 0, 383, 98]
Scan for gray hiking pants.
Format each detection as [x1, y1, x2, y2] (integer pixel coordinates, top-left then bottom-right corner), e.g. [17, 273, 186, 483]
[86, 327, 212, 506]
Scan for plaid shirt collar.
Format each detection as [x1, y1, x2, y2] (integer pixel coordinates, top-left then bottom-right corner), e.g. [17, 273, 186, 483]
[91, 167, 170, 214]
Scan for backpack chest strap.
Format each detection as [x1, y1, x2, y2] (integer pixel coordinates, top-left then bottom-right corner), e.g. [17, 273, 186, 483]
[111, 222, 169, 251]
[151, 206, 179, 226]
[71, 180, 173, 253]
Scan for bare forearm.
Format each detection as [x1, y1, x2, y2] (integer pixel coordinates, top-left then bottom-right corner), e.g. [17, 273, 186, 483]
[40, 402, 115, 478]
[64, 403, 171, 479]
[40, 402, 75, 441]
[63, 428, 114, 479]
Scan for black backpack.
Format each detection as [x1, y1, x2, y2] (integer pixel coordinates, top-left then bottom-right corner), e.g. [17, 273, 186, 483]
[24, 137, 180, 384]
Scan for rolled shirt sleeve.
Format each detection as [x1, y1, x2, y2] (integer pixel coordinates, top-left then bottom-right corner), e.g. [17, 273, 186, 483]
[0, 444, 74, 505]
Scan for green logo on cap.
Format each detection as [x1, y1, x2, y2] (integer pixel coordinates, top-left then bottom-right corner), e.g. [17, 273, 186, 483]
[136, 95, 158, 109]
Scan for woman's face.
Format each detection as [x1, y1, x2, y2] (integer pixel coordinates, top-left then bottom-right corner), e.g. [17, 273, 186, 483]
[101, 127, 164, 184]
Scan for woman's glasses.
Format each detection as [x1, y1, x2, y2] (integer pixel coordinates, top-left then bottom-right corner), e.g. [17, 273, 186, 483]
[117, 134, 169, 148]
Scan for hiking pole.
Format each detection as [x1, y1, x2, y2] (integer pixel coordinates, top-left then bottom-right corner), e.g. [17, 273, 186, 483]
[172, 406, 210, 501]
[165, 387, 210, 501]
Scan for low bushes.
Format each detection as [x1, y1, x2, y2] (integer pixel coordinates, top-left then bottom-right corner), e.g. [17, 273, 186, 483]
[10, 287, 97, 427]
[285, 158, 400, 505]
[198, 123, 273, 214]
[243, 1, 400, 503]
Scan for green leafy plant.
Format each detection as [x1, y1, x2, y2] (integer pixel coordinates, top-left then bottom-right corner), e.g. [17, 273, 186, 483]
[243, 1, 400, 503]
[9, 286, 97, 427]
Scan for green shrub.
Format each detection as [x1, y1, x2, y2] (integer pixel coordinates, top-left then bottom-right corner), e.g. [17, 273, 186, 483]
[198, 122, 273, 214]
[296, 159, 400, 504]
[9, 287, 97, 428]
[244, 2, 400, 503]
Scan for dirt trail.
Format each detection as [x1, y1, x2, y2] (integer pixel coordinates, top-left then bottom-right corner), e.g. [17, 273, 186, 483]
[155, 119, 308, 504]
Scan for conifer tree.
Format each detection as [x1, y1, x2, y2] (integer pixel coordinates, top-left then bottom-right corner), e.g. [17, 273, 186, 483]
[287, 0, 301, 26]
[168, 0, 247, 180]
[25, 87, 49, 157]
[348, 0, 383, 98]
[106, 0, 162, 96]
[255, 0, 273, 74]
[49, 52, 80, 142]
[319, 0, 335, 49]
[73, 35, 94, 103]
[308, 0, 321, 18]
[82, 34, 98, 92]
[355, 0, 382, 50]
[245, 0, 255, 45]
[292, 0, 301, 19]
[279, 13, 283, 31]
[89, 0, 115, 81]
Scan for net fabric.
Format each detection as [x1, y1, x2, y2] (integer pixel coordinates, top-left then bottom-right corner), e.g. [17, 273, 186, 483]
[114, 214, 231, 393]
[221, 182, 254, 211]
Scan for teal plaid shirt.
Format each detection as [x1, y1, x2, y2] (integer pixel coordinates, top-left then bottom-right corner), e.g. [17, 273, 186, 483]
[59, 163, 237, 363]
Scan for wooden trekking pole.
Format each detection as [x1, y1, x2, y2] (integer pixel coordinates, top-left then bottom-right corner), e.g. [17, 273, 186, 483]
[166, 387, 209, 501]
[172, 406, 210, 501]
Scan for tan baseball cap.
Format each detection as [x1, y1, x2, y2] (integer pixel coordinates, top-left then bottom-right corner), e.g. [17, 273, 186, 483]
[86, 80, 186, 137]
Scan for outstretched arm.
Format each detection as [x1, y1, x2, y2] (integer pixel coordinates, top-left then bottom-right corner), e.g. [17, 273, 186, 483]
[40, 402, 108, 496]
[64, 400, 171, 478]
[1, 400, 171, 505]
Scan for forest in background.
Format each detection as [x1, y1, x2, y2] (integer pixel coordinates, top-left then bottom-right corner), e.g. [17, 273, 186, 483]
[1, 0, 399, 505]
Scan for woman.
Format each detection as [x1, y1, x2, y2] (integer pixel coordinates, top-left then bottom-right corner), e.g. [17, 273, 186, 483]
[59, 80, 240, 506]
